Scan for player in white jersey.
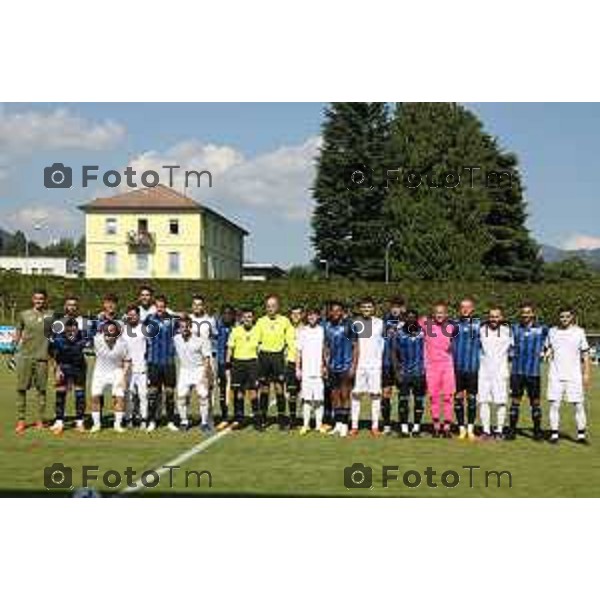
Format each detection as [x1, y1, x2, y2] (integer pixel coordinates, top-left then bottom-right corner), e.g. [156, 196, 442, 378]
[90, 322, 131, 433]
[123, 304, 148, 429]
[174, 314, 213, 432]
[296, 308, 326, 435]
[351, 297, 384, 436]
[190, 295, 218, 388]
[546, 307, 591, 444]
[478, 307, 513, 438]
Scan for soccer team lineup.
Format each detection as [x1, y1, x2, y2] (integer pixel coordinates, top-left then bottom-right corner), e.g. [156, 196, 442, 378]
[11, 283, 591, 446]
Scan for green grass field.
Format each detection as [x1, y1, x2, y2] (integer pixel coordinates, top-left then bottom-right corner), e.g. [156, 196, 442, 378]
[1, 362, 599, 497]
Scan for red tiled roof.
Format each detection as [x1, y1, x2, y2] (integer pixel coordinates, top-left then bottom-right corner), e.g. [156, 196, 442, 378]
[79, 185, 201, 211]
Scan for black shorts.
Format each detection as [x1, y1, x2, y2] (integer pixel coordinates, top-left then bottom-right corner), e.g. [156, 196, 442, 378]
[382, 368, 397, 389]
[398, 374, 427, 398]
[57, 365, 87, 388]
[148, 363, 176, 389]
[285, 361, 299, 392]
[455, 370, 478, 395]
[217, 363, 227, 386]
[510, 374, 541, 401]
[328, 370, 353, 390]
[258, 351, 286, 384]
[232, 359, 259, 391]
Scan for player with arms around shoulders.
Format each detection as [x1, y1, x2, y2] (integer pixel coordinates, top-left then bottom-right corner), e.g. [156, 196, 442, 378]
[478, 307, 513, 439]
[122, 304, 148, 429]
[174, 314, 214, 432]
[324, 301, 358, 438]
[49, 318, 88, 434]
[90, 321, 131, 433]
[350, 297, 385, 437]
[296, 308, 327, 435]
[546, 307, 591, 444]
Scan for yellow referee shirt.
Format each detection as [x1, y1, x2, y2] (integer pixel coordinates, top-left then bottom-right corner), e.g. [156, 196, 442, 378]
[228, 325, 260, 360]
[285, 322, 302, 363]
[255, 314, 294, 354]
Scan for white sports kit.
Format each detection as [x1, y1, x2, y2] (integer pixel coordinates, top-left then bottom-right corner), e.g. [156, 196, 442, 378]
[353, 317, 384, 395]
[478, 324, 513, 404]
[123, 323, 148, 418]
[547, 326, 589, 403]
[174, 333, 212, 399]
[297, 324, 325, 401]
[91, 335, 130, 398]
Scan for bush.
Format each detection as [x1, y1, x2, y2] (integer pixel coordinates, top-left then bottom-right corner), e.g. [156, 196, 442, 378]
[1, 273, 600, 329]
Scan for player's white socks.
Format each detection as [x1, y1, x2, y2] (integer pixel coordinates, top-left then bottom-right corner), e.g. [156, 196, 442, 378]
[549, 401, 560, 432]
[199, 396, 210, 426]
[303, 401, 311, 429]
[92, 411, 101, 427]
[575, 403, 587, 432]
[139, 396, 148, 421]
[371, 397, 381, 431]
[480, 403, 491, 434]
[315, 402, 324, 429]
[351, 395, 361, 430]
[497, 404, 507, 432]
[401, 423, 409, 435]
[177, 397, 188, 424]
[114, 411, 124, 427]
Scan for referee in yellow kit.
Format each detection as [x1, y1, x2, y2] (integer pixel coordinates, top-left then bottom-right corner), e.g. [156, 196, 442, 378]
[255, 294, 295, 431]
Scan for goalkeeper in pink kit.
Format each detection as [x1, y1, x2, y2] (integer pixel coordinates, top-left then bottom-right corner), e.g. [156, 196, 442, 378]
[421, 302, 457, 437]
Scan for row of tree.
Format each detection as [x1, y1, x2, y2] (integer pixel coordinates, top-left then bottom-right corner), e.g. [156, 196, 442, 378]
[312, 102, 542, 281]
[0, 230, 85, 260]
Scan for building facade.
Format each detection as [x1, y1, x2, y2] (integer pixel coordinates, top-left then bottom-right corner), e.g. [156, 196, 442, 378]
[0, 256, 70, 277]
[80, 185, 247, 279]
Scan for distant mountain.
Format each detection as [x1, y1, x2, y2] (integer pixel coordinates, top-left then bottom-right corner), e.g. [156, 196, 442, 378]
[541, 244, 600, 268]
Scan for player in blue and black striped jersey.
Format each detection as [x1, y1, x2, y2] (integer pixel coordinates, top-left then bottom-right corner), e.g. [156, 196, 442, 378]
[382, 297, 406, 434]
[215, 305, 236, 427]
[323, 301, 358, 437]
[392, 309, 426, 437]
[452, 298, 481, 440]
[507, 301, 549, 440]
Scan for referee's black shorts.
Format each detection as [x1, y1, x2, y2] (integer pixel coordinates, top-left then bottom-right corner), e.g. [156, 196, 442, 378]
[258, 351, 286, 385]
[510, 374, 541, 401]
[148, 363, 176, 389]
[231, 359, 259, 391]
[285, 361, 299, 392]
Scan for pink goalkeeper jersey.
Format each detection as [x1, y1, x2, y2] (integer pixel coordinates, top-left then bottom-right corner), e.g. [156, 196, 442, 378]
[420, 318, 456, 365]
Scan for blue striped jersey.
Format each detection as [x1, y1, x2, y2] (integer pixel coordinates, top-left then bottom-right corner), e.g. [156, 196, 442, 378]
[394, 327, 425, 376]
[324, 319, 356, 373]
[452, 317, 481, 373]
[382, 313, 403, 370]
[145, 313, 178, 365]
[511, 322, 549, 376]
[216, 319, 233, 365]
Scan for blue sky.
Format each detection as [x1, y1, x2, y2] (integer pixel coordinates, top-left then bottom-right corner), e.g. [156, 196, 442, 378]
[0, 102, 598, 265]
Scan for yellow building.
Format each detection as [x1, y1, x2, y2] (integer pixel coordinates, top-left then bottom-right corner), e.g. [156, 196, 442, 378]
[80, 185, 247, 279]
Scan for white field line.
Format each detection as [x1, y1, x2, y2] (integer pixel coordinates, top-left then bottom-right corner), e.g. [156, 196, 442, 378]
[118, 428, 232, 496]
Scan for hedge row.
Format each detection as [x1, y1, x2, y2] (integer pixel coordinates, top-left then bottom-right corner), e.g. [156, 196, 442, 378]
[1, 273, 600, 329]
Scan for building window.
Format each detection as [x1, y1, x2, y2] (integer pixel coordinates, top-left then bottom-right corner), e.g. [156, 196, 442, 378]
[169, 219, 179, 235]
[168, 252, 180, 274]
[31, 268, 39, 275]
[105, 252, 117, 274]
[136, 253, 149, 273]
[42, 268, 53, 275]
[105, 218, 117, 235]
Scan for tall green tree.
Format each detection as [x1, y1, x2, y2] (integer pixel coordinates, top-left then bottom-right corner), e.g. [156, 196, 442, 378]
[385, 102, 540, 281]
[312, 102, 389, 279]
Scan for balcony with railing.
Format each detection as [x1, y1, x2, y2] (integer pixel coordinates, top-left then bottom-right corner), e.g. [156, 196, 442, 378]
[126, 230, 156, 252]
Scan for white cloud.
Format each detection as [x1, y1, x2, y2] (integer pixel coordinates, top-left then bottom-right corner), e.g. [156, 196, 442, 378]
[562, 234, 600, 251]
[122, 136, 322, 221]
[0, 107, 125, 154]
[1, 205, 79, 243]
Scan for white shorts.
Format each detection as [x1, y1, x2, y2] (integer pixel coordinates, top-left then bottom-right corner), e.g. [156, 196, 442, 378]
[548, 377, 584, 404]
[301, 377, 324, 402]
[91, 368, 125, 398]
[353, 367, 382, 395]
[128, 371, 147, 400]
[478, 373, 508, 404]
[177, 368, 209, 399]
